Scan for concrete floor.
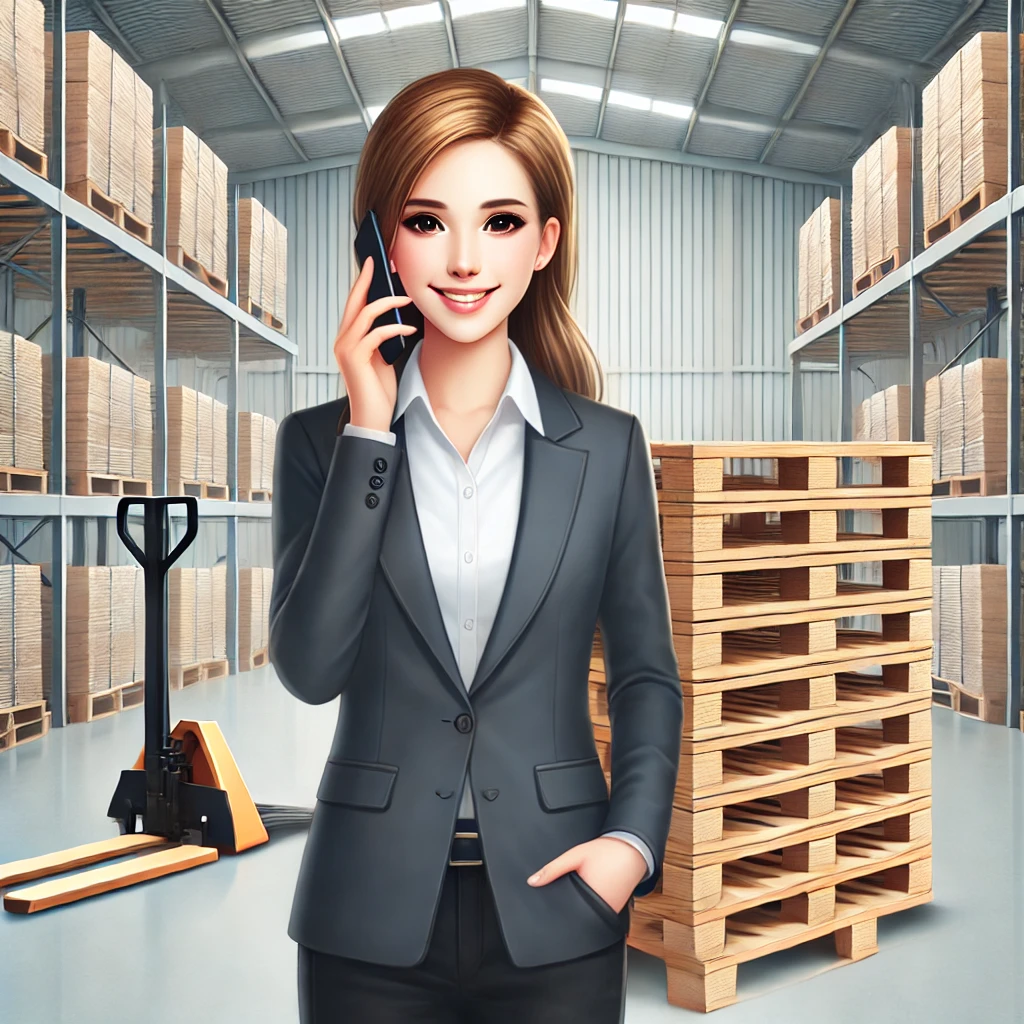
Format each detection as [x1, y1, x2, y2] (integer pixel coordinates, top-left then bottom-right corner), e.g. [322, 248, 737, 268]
[1, 664, 1022, 1024]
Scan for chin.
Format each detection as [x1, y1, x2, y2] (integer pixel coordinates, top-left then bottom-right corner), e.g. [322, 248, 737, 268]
[419, 300, 514, 345]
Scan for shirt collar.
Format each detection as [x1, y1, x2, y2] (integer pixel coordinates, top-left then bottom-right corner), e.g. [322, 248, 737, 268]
[392, 338, 545, 437]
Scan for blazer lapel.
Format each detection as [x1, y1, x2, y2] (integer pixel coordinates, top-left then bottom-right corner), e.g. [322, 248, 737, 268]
[378, 361, 586, 706]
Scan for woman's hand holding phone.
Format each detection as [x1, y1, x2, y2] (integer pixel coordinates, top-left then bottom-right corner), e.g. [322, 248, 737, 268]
[334, 256, 418, 432]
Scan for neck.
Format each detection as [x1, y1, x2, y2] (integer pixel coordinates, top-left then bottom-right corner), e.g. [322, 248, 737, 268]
[418, 317, 513, 417]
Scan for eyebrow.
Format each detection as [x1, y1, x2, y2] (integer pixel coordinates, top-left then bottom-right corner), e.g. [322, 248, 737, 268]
[404, 198, 529, 210]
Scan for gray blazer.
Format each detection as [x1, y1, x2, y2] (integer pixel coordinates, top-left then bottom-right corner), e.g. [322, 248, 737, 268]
[269, 358, 682, 969]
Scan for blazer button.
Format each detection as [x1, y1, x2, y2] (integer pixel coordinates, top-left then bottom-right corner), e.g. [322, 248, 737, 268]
[365, 493, 379, 509]
[483, 789, 499, 801]
[454, 714, 473, 734]
[369, 475, 384, 489]
[436, 789, 454, 799]
[374, 457, 388, 473]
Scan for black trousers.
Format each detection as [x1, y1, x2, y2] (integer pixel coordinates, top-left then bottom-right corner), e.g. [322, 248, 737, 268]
[297, 862, 627, 1023]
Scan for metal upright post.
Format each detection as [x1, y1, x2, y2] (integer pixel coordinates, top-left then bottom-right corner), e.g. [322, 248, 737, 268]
[153, 85, 170, 497]
[48, 0, 67, 728]
[791, 355, 803, 440]
[1006, 1, 1022, 728]
[226, 184, 240, 673]
[908, 82, 925, 443]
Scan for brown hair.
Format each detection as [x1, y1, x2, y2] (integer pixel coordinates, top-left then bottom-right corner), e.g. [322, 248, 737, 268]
[342, 67, 603, 428]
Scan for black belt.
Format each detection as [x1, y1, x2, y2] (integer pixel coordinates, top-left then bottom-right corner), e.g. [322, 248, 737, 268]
[449, 817, 483, 866]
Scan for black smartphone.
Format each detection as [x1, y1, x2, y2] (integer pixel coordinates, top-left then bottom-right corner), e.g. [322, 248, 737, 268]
[354, 209, 422, 364]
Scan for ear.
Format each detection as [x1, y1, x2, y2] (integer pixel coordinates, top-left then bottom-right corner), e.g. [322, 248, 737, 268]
[534, 216, 561, 272]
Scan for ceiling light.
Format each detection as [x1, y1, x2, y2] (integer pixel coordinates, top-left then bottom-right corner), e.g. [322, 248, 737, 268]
[608, 89, 652, 111]
[731, 27, 819, 56]
[450, 0, 525, 15]
[652, 99, 692, 119]
[674, 13, 723, 38]
[334, 12, 387, 39]
[244, 26, 328, 60]
[624, 4, 674, 29]
[385, 3, 443, 30]
[367, 105, 386, 123]
[541, 0, 618, 20]
[540, 78, 603, 101]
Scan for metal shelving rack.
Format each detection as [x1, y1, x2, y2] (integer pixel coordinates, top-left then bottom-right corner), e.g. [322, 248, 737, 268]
[0, 1, 296, 728]
[788, 1, 1022, 729]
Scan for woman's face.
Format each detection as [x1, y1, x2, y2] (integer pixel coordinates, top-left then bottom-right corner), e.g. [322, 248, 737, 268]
[389, 138, 560, 344]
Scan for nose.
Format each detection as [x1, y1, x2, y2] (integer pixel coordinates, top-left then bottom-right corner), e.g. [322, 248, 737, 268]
[448, 230, 480, 279]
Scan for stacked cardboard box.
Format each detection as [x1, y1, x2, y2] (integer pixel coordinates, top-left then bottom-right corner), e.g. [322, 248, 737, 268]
[238, 197, 288, 329]
[168, 566, 218, 669]
[238, 566, 272, 670]
[44, 30, 153, 230]
[591, 442, 934, 1013]
[157, 125, 229, 282]
[238, 411, 277, 495]
[0, 0, 46, 157]
[0, 330, 44, 470]
[851, 127, 912, 286]
[0, 564, 43, 709]
[853, 385, 911, 442]
[797, 197, 841, 329]
[167, 385, 228, 490]
[212, 562, 226, 661]
[922, 32, 1024, 237]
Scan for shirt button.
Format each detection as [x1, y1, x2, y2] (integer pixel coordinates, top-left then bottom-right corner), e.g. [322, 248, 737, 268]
[464, 619, 474, 630]
[464, 551, 473, 563]
[463, 486, 473, 498]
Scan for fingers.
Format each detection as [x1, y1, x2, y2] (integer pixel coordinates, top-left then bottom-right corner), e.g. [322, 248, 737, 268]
[352, 292, 413, 343]
[528, 846, 582, 886]
[353, 322, 417, 364]
[339, 256, 374, 337]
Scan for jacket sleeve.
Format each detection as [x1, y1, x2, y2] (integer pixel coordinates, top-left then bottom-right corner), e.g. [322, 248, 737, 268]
[597, 414, 682, 899]
[269, 410, 401, 705]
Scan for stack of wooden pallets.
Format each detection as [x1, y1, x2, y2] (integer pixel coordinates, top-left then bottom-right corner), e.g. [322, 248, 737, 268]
[851, 126, 912, 295]
[167, 384, 228, 499]
[238, 198, 288, 331]
[0, 330, 46, 493]
[157, 125, 229, 295]
[0, 0, 47, 177]
[589, 442, 934, 1013]
[43, 30, 153, 242]
[167, 566, 229, 690]
[923, 31, 1024, 245]
[237, 411, 277, 501]
[796, 197, 841, 334]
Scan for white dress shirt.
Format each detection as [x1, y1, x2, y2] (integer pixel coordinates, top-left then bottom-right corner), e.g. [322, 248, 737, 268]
[343, 338, 654, 881]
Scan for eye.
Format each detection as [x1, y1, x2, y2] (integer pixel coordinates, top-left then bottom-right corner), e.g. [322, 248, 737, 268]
[402, 213, 443, 234]
[484, 213, 526, 234]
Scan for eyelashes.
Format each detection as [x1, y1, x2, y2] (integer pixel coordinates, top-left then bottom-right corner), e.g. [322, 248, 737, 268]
[401, 213, 527, 235]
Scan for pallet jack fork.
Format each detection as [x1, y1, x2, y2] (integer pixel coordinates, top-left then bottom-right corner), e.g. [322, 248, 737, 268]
[0, 496, 312, 914]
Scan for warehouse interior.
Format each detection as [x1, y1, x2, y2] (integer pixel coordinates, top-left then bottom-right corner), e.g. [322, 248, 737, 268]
[0, 0, 1022, 1021]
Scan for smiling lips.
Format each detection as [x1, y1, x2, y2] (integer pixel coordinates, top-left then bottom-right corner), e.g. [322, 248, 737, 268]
[431, 285, 499, 313]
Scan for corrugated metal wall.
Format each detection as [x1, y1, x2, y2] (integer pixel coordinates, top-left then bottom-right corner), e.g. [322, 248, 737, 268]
[240, 152, 830, 442]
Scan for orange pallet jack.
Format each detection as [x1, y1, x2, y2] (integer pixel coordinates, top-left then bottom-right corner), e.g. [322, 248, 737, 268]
[0, 496, 313, 914]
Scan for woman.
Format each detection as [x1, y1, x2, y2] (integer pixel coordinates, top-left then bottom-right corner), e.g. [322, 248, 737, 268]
[270, 67, 681, 1024]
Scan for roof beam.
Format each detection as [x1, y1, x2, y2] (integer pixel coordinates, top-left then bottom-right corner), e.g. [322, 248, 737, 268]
[440, 1, 459, 67]
[682, 0, 742, 153]
[201, 0, 307, 161]
[311, 0, 373, 131]
[595, 1, 626, 138]
[757, 0, 860, 163]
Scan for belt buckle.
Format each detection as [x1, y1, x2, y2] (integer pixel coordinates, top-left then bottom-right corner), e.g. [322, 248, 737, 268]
[449, 829, 482, 867]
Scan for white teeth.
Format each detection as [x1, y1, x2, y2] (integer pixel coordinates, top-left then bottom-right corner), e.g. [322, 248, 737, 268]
[441, 290, 487, 302]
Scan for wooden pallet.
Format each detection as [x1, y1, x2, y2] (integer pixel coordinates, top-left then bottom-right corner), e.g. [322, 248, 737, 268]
[238, 487, 271, 503]
[167, 479, 229, 500]
[239, 646, 267, 672]
[0, 126, 47, 178]
[203, 658, 229, 682]
[651, 444, 932, 503]
[67, 680, 145, 724]
[932, 675, 1006, 726]
[796, 298, 837, 334]
[241, 296, 285, 332]
[167, 658, 231, 691]
[0, 465, 46, 493]
[925, 182, 1003, 246]
[167, 245, 228, 297]
[668, 551, 932, 624]
[0, 701, 49, 752]
[629, 875, 932, 1012]
[66, 178, 153, 246]
[852, 248, 908, 297]
[931, 472, 1006, 497]
[68, 472, 152, 497]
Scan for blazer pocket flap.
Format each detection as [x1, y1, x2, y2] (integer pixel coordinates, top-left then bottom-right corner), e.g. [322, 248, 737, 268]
[317, 759, 398, 810]
[534, 757, 609, 810]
